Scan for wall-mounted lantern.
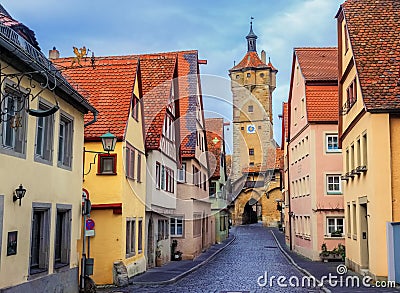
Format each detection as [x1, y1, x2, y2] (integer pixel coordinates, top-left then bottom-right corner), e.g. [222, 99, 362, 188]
[13, 184, 26, 206]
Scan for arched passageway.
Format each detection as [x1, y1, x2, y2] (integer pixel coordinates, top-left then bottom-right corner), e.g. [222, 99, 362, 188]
[242, 198, 261, 224]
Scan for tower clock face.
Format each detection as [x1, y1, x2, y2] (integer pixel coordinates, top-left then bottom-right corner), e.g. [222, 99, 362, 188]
[247, 124, 256, 133]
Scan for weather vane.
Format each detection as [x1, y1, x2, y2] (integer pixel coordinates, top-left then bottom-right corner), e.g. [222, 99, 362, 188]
[250, 16, 254, 24]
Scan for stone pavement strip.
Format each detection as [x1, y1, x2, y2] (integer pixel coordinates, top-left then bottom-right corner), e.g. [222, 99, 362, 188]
[130, 234, 236, 285]
[271, 228, 400, 293]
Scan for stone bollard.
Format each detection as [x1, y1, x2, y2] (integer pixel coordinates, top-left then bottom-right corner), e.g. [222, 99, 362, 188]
[113, 261, 129, 287]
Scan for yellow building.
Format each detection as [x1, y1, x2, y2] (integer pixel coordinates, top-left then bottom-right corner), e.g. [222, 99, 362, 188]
[54, 55, 146, 285]
[337, 0, 400, 282]
[0, 9, 96, 293]
[228, 22, 281, 226]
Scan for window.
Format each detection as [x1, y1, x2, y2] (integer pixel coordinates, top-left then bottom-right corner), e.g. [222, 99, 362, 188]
[220, 215, 227, 231]
[137, 153, 142, 182]
[248, 105, 254, 113]
[346, 204, 351, 237]
[138, 219, 143, 253]
[301, 98, 305, 118]
[170, 217, 183, 236]
[249, 162, 254, 166]
[54, 206, 71, 268]
[1, 86, 26, 155]
[125, 144, 135, 179]
[131, 95, 139, 120]
[58, 115, 73, 168]
[352, 203, 357, 236]
[193, 214, 202, 237]
[30, 204, 51, 274]
[241, 127, 244, 131]
[98, 154, 117, 175]
[247, 73, 251, 78]
[327, 218, 344, 237]
[346, 148, 350, 173]
[35, 102, 54, 162]
[356, 138, 361, 167]
[158, 219, 168, 240]
[156, 162, 161, 189]
[249, 148, 254, 156]
[161, 165, 165, 189]
[126, 219, 135, 256]
[178, 163, 186, 182]
[327, 175, 341, 194]
[346, 79, 357, 109]
[209, 181, 216, 197]
[350, 144, 355, 171]
[326, 134, 339, 152]
[362, 133, 368, 167]
[344, 26, 349, 53]
[193, 166, 199, 187]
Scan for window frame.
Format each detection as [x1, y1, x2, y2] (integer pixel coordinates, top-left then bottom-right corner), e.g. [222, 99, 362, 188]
[126, 218, 136, 257]
[249, 148, 255, 156]
[326, 174, 342, 194]
[97, 154, 117, 175]
[156, 162, 161, 189]
[57, 113, 73, 169]
[248, 105, 254, 113]
[326, 217, 345, 237]
[325, 134, 340, 153]
[131, 94, 139, 120]
[125, 144, 135, 180]
[170, 216, 184, 237]
[34, 100, 55, 164]
[0, 84, 27, 157]
[137, 152, 142, 183]
[54, 204, 72, 269]
[30, 203, 51, 276]
[138, 219, 143, 253]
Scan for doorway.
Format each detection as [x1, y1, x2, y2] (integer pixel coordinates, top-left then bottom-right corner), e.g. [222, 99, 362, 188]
[242, 198, 261, 224]
[147, 218, 154, 268]
[359, 203, 369, 269]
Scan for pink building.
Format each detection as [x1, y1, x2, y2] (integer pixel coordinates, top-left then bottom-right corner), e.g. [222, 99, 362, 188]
[287, 48, 344, 260]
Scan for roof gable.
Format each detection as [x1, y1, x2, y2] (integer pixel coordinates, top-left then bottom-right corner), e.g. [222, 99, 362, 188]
[54, 56, 139, 140]
[340, 0, 400, 111]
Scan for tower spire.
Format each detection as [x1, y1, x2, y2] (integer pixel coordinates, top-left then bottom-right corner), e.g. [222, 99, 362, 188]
[246, 17, 257, 52]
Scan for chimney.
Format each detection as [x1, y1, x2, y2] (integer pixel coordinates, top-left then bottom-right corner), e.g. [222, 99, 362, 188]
[261, 50, 267, 64]
[49, 46, 60, 59]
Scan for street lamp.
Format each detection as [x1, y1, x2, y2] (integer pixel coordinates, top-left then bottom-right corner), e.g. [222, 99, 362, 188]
[100, 131, 117, 153]
[13, 184, 26, 206]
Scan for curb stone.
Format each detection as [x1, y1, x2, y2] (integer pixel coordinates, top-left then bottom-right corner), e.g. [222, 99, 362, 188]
[270, 230, 331, 293]
[130, 234, 237, 286]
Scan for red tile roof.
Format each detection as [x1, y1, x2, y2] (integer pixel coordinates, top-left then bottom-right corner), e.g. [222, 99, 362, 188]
[53, 56, 139, 141]
[306, 85, 339, 122]
[175, 50, 206, 158]
[139, 54, 177, 150]
[295, 48, 338, 81]
[229, 51, 277, 72]
[205, 118, 224, 178]
[339, 0, 400, 111]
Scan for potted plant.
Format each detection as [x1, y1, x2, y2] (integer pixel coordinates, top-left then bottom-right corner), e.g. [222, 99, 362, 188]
[330, 230, 343, 237]
[319, 243, 345, 262]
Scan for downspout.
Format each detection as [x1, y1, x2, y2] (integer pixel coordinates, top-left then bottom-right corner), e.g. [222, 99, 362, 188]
[287, 138, 293, 251]
[84, 110, 98, 128]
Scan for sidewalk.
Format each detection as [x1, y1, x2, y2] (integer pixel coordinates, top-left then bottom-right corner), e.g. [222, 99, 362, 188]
[271, 228, 399, 293]
[130, 233, 235, 285]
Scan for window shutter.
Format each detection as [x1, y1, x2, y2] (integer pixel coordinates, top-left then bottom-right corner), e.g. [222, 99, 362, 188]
[64, 121, 73, 167]
[137, 153, 141, 182]
[44, 115, 54, 160]
[125, 147, 130, 177]
[14, 113, 25, 153]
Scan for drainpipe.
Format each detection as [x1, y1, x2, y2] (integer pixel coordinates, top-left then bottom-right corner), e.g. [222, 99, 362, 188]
[84, 111, 98, 128]
[287, 138, 293, 251]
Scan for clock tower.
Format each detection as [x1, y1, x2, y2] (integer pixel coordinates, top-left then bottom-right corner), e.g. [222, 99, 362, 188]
[229, 21, 278, 183]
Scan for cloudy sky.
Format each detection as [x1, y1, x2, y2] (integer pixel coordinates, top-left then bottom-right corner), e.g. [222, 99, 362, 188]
[2, 0, 343, 150]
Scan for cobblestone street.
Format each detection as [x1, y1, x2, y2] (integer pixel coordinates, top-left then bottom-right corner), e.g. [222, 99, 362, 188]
[101, 224, 321, 293]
